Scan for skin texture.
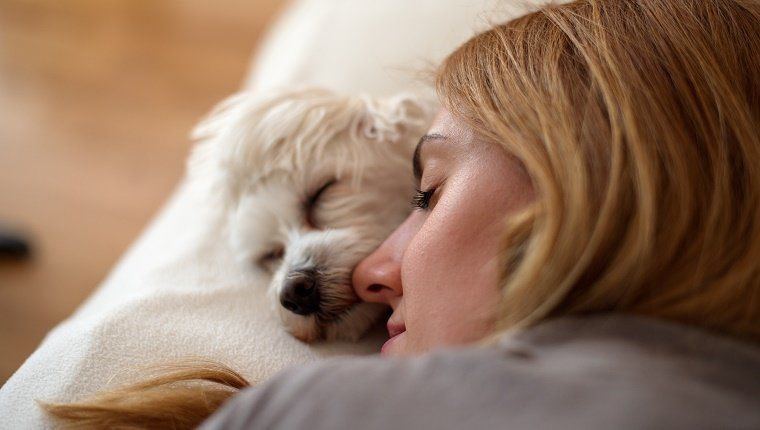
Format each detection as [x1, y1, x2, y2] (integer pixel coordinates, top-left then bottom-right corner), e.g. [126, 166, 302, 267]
[352, 109, 535, 356]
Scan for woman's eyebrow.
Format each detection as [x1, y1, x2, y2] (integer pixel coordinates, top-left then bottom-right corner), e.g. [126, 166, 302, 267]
[413, 133, 447, 181]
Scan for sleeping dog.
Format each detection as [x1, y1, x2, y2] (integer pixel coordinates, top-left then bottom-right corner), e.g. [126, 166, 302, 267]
[190, 88, 434, 342]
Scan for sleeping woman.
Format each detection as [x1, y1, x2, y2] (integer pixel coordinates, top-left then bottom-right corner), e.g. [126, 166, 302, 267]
[46, 0, 760, 428]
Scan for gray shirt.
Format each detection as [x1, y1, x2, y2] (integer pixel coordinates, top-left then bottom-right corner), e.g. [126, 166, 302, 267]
[200, 315, 760, 430]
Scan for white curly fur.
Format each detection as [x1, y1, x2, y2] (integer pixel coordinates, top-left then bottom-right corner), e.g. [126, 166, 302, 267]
[189, 88, 435, 342]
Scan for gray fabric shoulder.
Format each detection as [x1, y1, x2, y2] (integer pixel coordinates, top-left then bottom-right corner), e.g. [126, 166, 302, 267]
[200, 315, 760, 430]
[202, 346, 508, 430]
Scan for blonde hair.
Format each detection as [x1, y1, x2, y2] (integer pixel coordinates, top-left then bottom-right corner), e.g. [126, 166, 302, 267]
[45, 0, 760, 428]
[41, 360, 249, 429]
[438, 0, 760, 340]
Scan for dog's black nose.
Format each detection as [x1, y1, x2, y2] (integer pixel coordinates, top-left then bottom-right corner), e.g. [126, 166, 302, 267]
[280, 271, 320, 316]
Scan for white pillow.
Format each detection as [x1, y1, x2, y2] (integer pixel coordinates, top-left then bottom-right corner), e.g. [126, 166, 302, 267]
[245, 0, 528, 96]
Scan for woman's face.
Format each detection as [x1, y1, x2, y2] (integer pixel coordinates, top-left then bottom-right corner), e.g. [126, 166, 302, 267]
[352, 109, 534, 356]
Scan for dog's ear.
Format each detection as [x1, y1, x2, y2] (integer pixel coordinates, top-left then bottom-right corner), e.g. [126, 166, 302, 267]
[186, 92, 256, 209]
[337, 93, 436, 186]
[352, 93, 437, 146]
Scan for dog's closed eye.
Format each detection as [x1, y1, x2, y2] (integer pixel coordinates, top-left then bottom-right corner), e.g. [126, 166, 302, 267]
[304, 179, 336, 229]
[257, 246, 285, 273]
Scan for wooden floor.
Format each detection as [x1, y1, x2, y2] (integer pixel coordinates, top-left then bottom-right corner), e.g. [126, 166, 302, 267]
[0, 0, 284, 384]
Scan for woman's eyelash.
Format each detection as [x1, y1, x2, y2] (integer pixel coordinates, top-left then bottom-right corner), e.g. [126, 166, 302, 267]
[411, 188, 435, 210]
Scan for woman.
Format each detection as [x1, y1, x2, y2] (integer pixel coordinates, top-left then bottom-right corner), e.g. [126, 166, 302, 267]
[353, 0, 760, 356]
[47, 0, 760, 428]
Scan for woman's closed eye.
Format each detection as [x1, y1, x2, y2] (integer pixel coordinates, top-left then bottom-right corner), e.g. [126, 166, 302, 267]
[411, 188, 436, 210]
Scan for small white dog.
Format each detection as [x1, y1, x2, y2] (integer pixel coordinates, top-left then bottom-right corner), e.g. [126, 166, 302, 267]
[191, 88, 434, 342]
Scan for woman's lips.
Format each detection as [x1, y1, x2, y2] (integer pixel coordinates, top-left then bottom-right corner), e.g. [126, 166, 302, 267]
[387, 322, 405, 338]
[381, 323, 406, 356]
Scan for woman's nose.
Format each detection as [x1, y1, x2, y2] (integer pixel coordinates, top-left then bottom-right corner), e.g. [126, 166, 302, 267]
[352, 216, 417, 305]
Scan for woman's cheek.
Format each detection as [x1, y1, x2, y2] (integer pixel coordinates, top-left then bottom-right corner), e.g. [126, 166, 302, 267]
[399, 214, 459, 347]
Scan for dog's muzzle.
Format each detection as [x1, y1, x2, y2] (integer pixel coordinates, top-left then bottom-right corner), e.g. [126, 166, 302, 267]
[279, 269, 320, 316]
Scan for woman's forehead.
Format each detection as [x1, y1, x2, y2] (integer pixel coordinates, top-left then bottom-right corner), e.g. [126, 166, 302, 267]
[427, 109, 473, 137]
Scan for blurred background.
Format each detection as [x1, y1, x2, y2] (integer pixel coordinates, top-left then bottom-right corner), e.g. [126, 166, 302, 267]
[0, 0, 284, 384]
